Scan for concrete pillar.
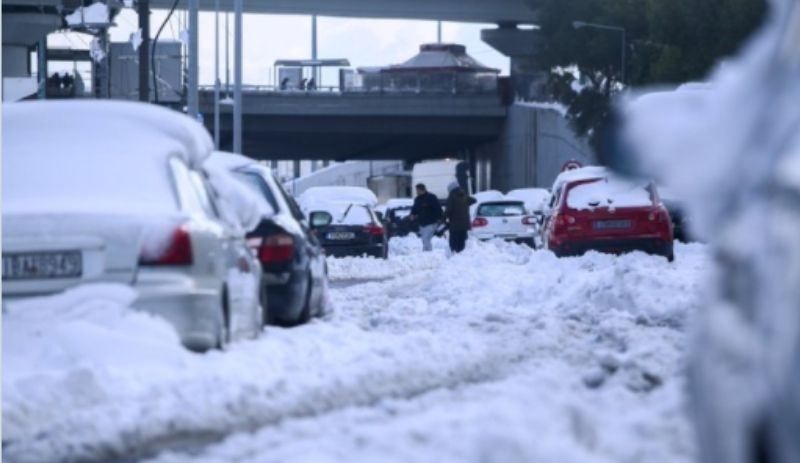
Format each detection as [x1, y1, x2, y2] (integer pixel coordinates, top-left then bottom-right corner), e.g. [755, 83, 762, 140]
[481, 24, 546, 100]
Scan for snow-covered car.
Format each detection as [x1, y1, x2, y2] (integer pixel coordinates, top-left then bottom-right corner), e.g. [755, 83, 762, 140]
[297, 186, 378, 212]
[2, 101, 264, 351]
[469, 190, 505, 218]
[308, 202, 388, 259]
[543, 168, 674, 261]
[506, 188, 551, 216]
[206, 152, 329, 327]
[470, 200, 538, 247]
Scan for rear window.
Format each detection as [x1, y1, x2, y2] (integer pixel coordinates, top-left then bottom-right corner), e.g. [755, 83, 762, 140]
[477, 202, 526, 217]
[566, 178, 654, 210]
[316, 204, 375, 225]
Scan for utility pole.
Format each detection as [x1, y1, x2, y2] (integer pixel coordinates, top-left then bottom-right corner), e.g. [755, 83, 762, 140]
[137, 0, 150, 101]
[37, 39, 47, 99]
[187, 0, 199, 118]
[233, 0, 243, 154]
[311, 15, 319, 83]
[213, 0, 220, 148]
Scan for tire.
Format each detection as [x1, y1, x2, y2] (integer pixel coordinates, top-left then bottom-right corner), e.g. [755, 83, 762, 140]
[298, 271, 313, 324]
[216, 286, 231, 350]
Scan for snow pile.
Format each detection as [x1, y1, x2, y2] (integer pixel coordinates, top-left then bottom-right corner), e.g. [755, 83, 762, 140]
[3, 240, 709, 463]
[2, 284, 191, 444]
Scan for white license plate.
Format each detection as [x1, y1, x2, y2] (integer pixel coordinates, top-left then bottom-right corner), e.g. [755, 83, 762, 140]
[327, 232, 355, 240]
[2, 251, 83, 280]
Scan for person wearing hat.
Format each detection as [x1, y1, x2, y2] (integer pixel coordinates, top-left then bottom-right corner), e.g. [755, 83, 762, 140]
[444, 181, 473, 254]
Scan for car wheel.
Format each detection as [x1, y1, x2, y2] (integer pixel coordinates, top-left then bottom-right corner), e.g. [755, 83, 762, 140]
[259, 283, 270, 328]
[216, 286, 231, 350]
[298, 270, 313, 324]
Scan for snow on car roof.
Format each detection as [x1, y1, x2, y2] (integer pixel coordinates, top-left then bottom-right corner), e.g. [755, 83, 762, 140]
[385, 198, 414, 209]
[565, 176, 654, 210]
[3, 101, 214, 216]
[3, 100, 214, 168]
[506, 188, 551, 212]
[551, 166, 609, 192]
[206, 151, 259, 171]
[299, 186, 378, 209]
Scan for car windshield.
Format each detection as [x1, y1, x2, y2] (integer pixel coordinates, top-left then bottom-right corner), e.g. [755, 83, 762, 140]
[477, 202, 526, 217]
[565, 178, 654, 210]
[233, 170, 280, 211]
[319, 203, 374, 225]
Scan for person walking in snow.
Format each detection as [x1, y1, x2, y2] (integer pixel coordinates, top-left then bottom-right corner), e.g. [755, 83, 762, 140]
[444, 181, 473, 254]
[409, 183, 442, 252]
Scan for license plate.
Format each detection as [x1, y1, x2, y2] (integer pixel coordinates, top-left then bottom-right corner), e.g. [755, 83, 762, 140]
[593, 219, 632, 230]
[2, 251, 83, 280]
[327, 232, 355, 241]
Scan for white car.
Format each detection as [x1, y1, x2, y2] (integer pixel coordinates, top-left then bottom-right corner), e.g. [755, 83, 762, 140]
[506, 188, 551, 215]
[470, 200, 538, 247]
[2, 100, 265, 351]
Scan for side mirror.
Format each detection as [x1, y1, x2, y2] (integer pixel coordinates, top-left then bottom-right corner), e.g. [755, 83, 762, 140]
[309, 210, 333, 228]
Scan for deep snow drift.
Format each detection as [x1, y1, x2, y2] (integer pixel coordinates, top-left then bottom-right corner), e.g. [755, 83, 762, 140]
[2, 238, 708, 463]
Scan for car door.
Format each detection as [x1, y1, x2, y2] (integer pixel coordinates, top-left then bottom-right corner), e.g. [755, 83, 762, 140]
[271, 174, 328, 315]
[189, 169, 262, 340]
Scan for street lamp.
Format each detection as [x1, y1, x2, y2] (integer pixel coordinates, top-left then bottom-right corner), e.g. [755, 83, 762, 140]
[572, 20, 626, 85]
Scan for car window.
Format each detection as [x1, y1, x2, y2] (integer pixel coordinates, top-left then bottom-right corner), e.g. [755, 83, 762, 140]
[477, 202, 526, 217]
[233, 170, 280, 212]
[170, 158, 214, 220]
[189, 171, 220, 219]
[273, 177, 306, 221]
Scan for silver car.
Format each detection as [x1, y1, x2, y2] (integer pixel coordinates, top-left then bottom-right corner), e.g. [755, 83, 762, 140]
[2, 100, 264, 351]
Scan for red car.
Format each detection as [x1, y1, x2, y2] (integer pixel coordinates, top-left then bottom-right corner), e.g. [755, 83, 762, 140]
[544, 173, 674, 261]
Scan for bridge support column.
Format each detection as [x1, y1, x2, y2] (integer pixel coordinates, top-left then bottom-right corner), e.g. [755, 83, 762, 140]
[481, 24, 546, 101]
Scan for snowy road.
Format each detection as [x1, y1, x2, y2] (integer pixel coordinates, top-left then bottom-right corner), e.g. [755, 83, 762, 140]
[3, 237, 707, 463]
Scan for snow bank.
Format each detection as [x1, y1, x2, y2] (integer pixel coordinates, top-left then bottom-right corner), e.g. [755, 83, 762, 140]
[3, 240, 709, 463]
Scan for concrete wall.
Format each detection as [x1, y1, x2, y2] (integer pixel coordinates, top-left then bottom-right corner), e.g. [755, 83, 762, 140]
[488, 103, 594, 192]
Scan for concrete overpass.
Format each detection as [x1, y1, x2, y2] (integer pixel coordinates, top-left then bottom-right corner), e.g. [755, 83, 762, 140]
[201, 90, 507, 161]
[6, 0, 539, 24]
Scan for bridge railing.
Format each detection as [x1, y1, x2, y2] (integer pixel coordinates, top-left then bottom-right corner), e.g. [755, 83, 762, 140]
[201, 72, 501, 97]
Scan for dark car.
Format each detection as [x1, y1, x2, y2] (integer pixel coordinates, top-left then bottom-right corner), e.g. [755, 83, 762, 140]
[309, 204, 388, 259]
[662, 198, 691, 242]
[385, 205, 418, 238]
[208, 152, 329, 327]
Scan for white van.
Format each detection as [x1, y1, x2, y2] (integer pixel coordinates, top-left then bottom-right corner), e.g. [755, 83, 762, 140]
[411, 160, 472, 201]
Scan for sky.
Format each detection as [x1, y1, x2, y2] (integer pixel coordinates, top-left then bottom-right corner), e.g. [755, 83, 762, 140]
[47, 8, 510, 86]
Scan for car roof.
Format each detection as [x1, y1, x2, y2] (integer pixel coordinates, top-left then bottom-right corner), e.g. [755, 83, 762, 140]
[551, 166, 608, 192]
[4, 100, 213, 168]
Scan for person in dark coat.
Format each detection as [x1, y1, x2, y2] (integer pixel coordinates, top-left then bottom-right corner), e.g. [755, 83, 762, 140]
[409, 183, 442, 252]
[444, 181, 474, 254]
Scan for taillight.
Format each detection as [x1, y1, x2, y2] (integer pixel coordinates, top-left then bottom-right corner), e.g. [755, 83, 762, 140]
[649, 209, 670, 223]
[259, 234, 295, 264]
[472, 217, 488, 227]
[363, 224, 385, 236]
[140, 227, 193, 266]
[522, 216, 537, 225]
